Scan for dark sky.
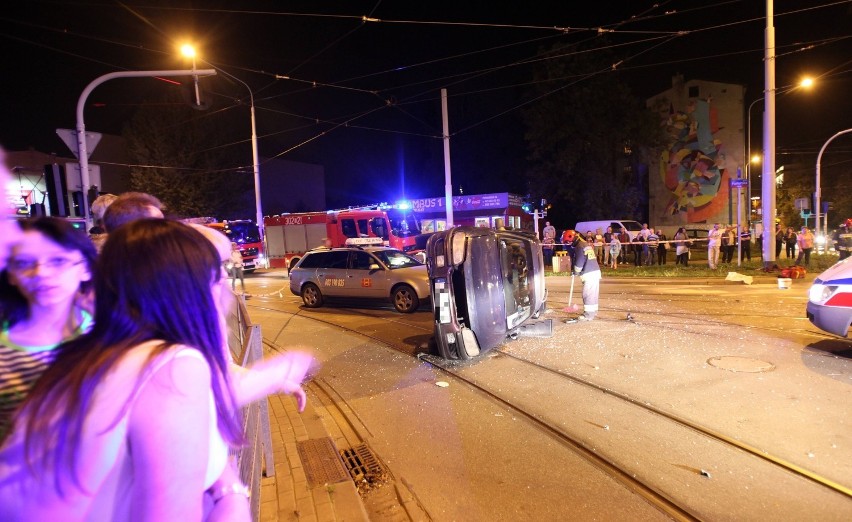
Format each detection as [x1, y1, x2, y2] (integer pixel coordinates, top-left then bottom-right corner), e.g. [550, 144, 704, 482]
[2, 1, 851, 208]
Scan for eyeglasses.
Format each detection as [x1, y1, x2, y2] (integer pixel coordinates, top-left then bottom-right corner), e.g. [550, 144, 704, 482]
[7, 257, 86, 274]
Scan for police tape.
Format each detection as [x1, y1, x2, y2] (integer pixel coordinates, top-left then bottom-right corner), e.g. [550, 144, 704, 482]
[548, 237, 735, 247]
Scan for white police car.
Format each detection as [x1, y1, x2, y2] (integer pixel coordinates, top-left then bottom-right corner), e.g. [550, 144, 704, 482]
[807, 258, 852, 337]
[288, 239, 430, 313]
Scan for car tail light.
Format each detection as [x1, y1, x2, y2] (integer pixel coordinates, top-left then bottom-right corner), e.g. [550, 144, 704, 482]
[451, 233, 466, 265]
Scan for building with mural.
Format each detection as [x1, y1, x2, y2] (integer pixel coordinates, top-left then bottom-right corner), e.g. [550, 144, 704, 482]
[646, 75, 746, 229]
[410, 192, 531, 233]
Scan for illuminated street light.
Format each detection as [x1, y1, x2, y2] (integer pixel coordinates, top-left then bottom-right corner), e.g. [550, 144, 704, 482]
[746, 76, 814, 251]
[182, 44, 264, 265]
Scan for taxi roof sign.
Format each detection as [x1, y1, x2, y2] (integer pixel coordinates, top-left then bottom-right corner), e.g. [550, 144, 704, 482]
[344, 237, 384, 246]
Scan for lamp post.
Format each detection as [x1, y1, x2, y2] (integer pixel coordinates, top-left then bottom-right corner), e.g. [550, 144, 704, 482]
[815, 128, 852, 240]
[76, 68, 216, 228]
[182, 45, 265, 266]
[746, 76, 813, 259]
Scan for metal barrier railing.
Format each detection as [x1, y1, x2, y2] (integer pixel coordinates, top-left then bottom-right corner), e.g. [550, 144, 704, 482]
[224, 294, 275, 522]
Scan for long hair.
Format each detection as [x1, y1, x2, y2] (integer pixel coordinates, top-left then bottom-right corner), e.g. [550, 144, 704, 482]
[20, 219, 242, 488]
[0, 217, 97, 327]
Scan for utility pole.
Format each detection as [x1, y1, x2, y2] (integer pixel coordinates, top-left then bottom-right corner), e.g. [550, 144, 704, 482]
[441, 88, 454, 228]
[761, 0, 776, 268]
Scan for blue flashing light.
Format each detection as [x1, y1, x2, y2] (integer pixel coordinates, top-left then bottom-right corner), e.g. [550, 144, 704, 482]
[395, 200, 411, 210]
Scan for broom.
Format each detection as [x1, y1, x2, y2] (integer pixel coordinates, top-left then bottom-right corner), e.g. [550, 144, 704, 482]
[563, 273, 581, 312]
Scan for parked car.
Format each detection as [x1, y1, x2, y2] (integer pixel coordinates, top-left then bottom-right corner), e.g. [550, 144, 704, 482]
[289, 244, 430, 313]
[426, 226, 548, 360]
[806, 257, 852, 337]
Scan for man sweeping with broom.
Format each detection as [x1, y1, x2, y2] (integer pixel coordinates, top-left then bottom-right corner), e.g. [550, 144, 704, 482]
[562, 230, 602, 323]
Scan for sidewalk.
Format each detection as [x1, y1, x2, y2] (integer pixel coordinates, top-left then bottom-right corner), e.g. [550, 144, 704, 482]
[260, 391, 369, 522]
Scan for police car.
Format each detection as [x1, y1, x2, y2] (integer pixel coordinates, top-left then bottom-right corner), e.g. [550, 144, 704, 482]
[807, 258, 852, 337]
[288, 238, 430, 313]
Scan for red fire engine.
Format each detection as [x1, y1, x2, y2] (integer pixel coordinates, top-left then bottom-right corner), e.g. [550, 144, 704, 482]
[264, 205, 421, 269]
[205, 220, 264, 271]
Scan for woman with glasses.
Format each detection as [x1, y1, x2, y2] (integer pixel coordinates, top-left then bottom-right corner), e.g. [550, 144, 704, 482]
[0, 217, 97, 440]
[0, 219, 246, 520]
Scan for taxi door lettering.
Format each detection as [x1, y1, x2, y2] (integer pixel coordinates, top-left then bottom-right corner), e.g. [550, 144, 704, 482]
[361, 278, 372, 288]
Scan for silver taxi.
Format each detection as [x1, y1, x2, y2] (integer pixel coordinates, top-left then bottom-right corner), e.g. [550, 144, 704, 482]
[289, 243, 430, 313]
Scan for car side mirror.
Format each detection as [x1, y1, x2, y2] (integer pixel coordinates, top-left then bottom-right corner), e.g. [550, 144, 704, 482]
[369, 263, 381, 271]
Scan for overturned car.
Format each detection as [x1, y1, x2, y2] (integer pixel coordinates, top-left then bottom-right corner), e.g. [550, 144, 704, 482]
[426, 226, 549, 360]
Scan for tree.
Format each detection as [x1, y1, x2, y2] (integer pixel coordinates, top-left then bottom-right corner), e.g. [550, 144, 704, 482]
[522, 41, 665, 227]
[122, 89, 253, 218]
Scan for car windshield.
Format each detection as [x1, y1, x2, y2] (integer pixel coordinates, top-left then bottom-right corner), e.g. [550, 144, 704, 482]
[226, 222, 261, 244]
[386, 208, 420, 238]
[372, 249, 422, 268]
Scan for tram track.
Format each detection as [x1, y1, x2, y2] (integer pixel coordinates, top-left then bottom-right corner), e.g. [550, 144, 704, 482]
[244, 298, 852, 519]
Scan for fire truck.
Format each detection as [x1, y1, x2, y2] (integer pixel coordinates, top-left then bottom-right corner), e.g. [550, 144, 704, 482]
[264, 204, 421, 270]
[204, 220, 264, 272]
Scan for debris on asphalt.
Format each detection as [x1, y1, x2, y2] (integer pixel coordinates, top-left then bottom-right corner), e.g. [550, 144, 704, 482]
[725, 272, 753, 285]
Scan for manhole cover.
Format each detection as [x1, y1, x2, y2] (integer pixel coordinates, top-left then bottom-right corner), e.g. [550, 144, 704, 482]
[296, 437, 350, 487]
[707, 356, 775, 373]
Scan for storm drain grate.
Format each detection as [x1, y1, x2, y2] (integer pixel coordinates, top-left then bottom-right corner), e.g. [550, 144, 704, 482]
[340, 443, 389, 494]
[296, 437, 350, 487]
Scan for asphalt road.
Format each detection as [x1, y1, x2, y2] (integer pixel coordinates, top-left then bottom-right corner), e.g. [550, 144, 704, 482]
[243, 270, 852, 520]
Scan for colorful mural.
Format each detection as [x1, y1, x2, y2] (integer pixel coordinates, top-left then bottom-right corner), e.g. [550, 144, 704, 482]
[659, 98, 730, 223]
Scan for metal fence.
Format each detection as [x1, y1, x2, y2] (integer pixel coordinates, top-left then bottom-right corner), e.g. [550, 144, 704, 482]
[224, 293, 274, 521]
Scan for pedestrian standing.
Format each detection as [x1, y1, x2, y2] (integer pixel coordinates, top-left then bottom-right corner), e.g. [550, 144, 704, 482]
[618, 228, 630, 264]
[609, 233, 621, 270]
[593, 229, 605, 265]
[795, 227, 814, 267]
[775, 223, 784, 260]
[784, 227, 798, 259]
[563, 230, 601, 322]
[740, 226, 752, 261]
[229, 242, 246, 293]
[603, 226, 614, 267]
[837, 219, 852, 260]
[674, 227, 689, 266]
[542, 235, 555, 268]
[633, 234, 644, 266]
[657, 230, 668, 265]
[542, 221, 556, 242]
[707, 223, 722, 269]
[645, 229, 658, 265]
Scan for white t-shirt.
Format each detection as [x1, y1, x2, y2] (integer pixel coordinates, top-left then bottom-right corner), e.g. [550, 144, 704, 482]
[0, 341, 229, 521]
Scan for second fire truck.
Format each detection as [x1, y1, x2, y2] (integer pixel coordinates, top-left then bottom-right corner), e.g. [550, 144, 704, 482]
[264, 204, 422, 269]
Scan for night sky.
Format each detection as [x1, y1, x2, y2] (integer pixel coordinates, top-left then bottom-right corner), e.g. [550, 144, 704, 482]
[2, 1, 851, 209]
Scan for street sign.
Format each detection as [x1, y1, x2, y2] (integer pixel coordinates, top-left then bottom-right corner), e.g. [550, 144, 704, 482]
[729, 179, 748, 188]
[56, 128, 102, 160]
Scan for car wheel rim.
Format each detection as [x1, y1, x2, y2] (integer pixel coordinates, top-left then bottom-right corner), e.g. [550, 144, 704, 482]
[395, 291, 412, 311]
[305, 288, 317, 305]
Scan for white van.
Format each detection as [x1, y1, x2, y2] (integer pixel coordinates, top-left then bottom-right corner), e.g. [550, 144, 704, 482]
[573, 220, 643, 240]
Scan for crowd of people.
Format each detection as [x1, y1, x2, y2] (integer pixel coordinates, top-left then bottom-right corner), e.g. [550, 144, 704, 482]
[543, 220, 832, 272]
[0, 145, 315, 520]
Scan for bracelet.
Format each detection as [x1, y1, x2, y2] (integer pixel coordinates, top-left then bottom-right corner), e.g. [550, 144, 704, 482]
[210, 482, 251, 504]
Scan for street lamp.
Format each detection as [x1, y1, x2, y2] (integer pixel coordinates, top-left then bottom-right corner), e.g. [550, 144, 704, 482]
[815, 128, 852, 241]
[745, 77, 813, 249]
[75, 68, 216, 228]
[182, 45, 265, 267]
